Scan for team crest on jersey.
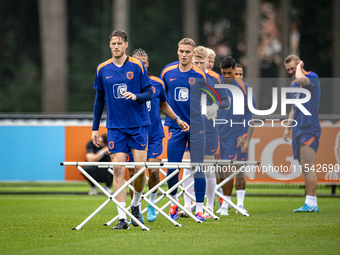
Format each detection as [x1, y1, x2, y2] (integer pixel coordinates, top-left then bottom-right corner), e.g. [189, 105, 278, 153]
[152, 86, 156, 93]
[109, 141, 114, 150]
[126, 71, 134, 80]
[189, 77, 196, 85]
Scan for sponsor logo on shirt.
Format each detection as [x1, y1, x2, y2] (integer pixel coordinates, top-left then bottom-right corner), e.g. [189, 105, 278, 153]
[170, 78, 176, 81]
[113, 84, 127, 99]
[146, 101, 151, 112]
[175, 87, 189, 101]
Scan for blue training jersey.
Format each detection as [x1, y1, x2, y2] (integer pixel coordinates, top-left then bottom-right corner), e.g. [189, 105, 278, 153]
[147, 76, 168, 139]
[161, 64, 208, 130]
[290, 71, 321, 138]
[94, 56, 151, 129]
[217, 76, 253, 139]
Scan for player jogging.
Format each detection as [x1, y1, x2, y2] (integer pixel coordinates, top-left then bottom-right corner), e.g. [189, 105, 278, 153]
[127, 48, 189, 223]
[161, 38, 208, 221]
[191, 46, 229, 217]
[92, 29, 153, 230]
[216, 57, 254, 216]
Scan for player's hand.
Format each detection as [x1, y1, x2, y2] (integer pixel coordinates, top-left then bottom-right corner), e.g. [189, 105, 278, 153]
[283, 128, 290, 142]
[123, 91, 137, 101]
[297, 60, 304, 68]
[236, 136, 245, 148]
[92, 131, 101, 147]
[241, 140, 249, 153]
[176, 118, 190, 132]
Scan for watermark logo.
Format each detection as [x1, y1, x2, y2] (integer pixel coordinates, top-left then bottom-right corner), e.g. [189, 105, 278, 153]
[206, 84, 312, 116]
[200, 84, 312, 128]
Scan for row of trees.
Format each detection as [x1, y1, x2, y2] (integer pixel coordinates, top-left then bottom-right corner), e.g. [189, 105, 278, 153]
[0, 0, 339, 113]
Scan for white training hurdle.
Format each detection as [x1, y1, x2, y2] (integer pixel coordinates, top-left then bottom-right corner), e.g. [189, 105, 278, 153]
[60, 159, 259, 230]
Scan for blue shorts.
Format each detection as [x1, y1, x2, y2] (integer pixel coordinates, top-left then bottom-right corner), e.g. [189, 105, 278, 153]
[219, 137, 237, 160]
[107, 127, 148, 154]
[167, 127, 205, 163]
[205, 132, 218, 156]
[292, 134, 319, 160]
[147, 137, 163, 160]
[236, 147, 248, 161]
[125, 137, 163, 161]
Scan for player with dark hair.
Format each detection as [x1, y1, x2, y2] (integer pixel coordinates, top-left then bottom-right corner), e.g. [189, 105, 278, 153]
[234, 63, 244, 79]
[229, 63, 255, 214]
[127, 48, 189, 223]
[283, 54, 321, 212]
[161, 38, 208, 221]
[92, 29, 154, 230]
[216, 57, 254, 216]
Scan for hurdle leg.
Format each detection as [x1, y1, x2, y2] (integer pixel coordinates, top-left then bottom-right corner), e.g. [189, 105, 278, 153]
[78, 165, 150, 230]
[157, 169, 193, 214]
[179, 185, 220, 220]
[141, 169, 182, 226]
[104, 168, 135, 226]
[160, 167, 203, 223]
[73, 198, 111, 230]
[106, 169, 182, 227]
[103, 180, 134, 226]
[71, 166, 114, 230]
[215, 165, 250, 216]
[109, 166, 151, 230]
[142, 196, 182, 227]
[110, 195, 150, 231]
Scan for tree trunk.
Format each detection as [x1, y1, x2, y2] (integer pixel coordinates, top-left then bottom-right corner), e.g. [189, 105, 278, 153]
[113, 0, 130, 36]
[183, 0, 198, 44]
[245, 0, 260, 106]
[332, 0, 340, 113]
[39, 0, 68, 113]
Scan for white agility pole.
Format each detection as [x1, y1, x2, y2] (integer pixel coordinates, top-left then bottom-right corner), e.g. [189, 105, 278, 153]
[60, 161, 190, 230]
[104, 168, 182, 227]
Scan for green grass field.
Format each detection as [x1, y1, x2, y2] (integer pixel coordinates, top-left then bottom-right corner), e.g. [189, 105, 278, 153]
[1, 193, 340, 255]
